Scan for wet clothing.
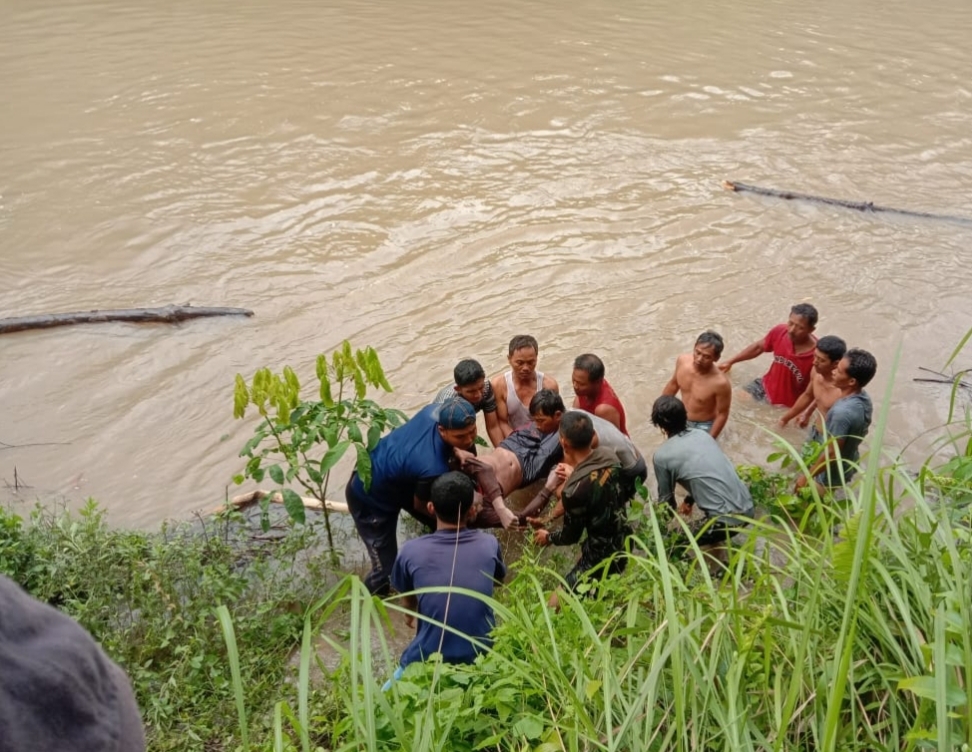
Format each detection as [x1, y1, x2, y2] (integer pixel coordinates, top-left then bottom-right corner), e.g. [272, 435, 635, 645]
[575, 379, 629, 435]
[815, 390, 873, 486]
[346, 404, 458, 594]
[503, 370, 544, 431]
[759, 324, 817, 407]
[686, 418, 715, 433]
[652, 428, 754, 526]
[499, 424, 563, 485]
[742, 377, 768, 403]
[549, 447, 631, 584]
[391, 528, 506, 668]
[433, 380, 497, 414]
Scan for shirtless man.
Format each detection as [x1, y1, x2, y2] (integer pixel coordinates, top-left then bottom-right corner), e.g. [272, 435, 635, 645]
[491, 335, 559, 438]
[571, 353, 628, 434]
[778, 335, 847, 443]
[661, 331, 732, 439]
[456, 406, 564, 529]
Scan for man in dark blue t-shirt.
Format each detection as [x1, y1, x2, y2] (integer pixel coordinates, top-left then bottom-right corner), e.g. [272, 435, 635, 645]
[346, 399, 478, 595]
[391, 472, 506, 670]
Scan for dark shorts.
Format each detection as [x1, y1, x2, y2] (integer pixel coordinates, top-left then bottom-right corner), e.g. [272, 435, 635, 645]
[742, 377, 768, 403]
[499, 428, 561, 485]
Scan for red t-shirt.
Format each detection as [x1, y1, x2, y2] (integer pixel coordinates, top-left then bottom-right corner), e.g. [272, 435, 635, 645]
[761, 324, 816, 407]
[576, 378, 629, 435]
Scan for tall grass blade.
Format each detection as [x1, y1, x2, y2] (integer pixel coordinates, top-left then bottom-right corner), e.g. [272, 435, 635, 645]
[216, 604, 250, 751]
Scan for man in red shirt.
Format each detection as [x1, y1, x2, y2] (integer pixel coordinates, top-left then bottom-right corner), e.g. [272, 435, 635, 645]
[571, 353, 629, 435]
[718, 304, 818, 408]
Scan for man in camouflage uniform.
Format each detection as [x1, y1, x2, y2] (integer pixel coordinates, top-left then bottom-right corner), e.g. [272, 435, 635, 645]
[532, 411, 630, 598]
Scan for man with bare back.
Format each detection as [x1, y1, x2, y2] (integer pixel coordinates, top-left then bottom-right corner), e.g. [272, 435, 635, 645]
[661, 331, 732, 439]
[778, 335, 847, 443]
[491, 335, 559, 438]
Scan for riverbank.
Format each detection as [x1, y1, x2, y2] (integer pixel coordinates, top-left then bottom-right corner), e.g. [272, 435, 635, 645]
[2, 410, 971, 751]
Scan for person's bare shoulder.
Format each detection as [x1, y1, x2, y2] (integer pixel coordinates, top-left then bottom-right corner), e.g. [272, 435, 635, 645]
[542, 374, 559, 392]
[491, 372, 507, 398]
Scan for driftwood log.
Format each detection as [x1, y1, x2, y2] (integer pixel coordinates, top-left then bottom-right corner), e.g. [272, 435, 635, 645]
[212, 489, 349, 517]
[0, 304, 254, 335]
[723, 180, 972, 228]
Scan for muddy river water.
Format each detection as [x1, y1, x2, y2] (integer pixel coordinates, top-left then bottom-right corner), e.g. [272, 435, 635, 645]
[2, 0, 971, 528]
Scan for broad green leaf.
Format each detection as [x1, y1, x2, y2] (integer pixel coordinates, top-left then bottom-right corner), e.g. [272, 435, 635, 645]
[347, 422, 363, 444]
[269, 464, 285, 485]
[512, 715, 544, 739]
[355, 445, 373, 491]
[898, 675, 967, 706]
[280, 489, 306, 525]
[232, 474, 244, 485]
[367, 423, 382, 451]
[320, 441, 352, 475]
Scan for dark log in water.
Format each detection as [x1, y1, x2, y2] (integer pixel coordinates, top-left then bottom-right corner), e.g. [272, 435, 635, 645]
[0, 304, 254, 335]
[723, 181, 972, 228]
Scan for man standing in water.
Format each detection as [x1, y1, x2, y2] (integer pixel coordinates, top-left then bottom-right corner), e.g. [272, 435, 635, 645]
[796, 348, 876, 493]
[719, 303, 819, 408]
[492, 335, 559, 437]
[778, 335, 847, 443]
[661, 331, 732, 438]
[571, 353, 629, 434]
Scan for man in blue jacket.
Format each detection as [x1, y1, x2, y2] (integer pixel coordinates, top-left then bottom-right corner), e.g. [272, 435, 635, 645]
[345, 398, 478, 595]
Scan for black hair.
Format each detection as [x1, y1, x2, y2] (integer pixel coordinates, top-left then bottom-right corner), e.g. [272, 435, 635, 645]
[815, 335, 847, 363]
[695, 330, 725, 358]
[430, 471, 476, 524]
[559, 411, 595, 449]
[572, 353, 605, 381]
[651, 395, 688, 436]
[453, 359, 486, 387]
[508, 335, 539, 356]
[790, 303, 819, 328]
[843, 348, 877, 388]
[529, 388, 565, 417]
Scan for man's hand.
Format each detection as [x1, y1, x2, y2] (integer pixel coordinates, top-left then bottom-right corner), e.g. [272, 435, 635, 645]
[533, 528, 551, 547]
[404, 612, 416, 629]
[718, 362, 732, 374]
[454, 447, 475, 466]
[794, 474, 809, 491]
[778, 415, 790, 429]
[545, 463, 570, 491]
[796, 412, 811, 429]
[525, 516, 547, 529]
[677, 500, 694, 517]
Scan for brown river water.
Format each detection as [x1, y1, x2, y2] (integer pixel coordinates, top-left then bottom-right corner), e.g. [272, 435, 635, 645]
[2, 0, 971, 530]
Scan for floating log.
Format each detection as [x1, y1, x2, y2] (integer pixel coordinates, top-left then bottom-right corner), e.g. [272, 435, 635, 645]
[723, 180, 972, 228]
[0, 304, 254, 335]
[212, 489, 349, 517]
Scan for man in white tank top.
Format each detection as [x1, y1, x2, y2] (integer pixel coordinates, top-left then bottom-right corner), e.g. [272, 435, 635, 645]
[491, 334, 560, 438]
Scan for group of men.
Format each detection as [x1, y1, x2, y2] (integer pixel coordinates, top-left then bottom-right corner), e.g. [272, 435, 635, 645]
[349, 308, 879, 677]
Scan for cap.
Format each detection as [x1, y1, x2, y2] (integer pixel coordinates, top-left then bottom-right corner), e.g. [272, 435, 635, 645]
[436, 397, 477, 429]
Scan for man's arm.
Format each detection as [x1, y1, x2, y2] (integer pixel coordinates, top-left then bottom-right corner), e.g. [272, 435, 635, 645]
[491, 374, 514, 438]
[547, 490, 587, 546]
[594, 403, 623, 431]
[710, 381, 731, 439]
[401, 594, 418, 629]
[520, 464, 569, 522]
[718, 339, 765, 374]
[796, 437, 846, 489]
[661, 362, 680, 397]
[458, 455, 518, 529]
[483, 411, 505, 448]
[779, 381, 815, 428]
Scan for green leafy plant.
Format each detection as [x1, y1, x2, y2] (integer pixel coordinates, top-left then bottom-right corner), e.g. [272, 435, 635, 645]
[233, 342, 407, 556]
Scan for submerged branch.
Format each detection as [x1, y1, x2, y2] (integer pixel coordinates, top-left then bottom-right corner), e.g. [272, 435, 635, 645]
[0, 304, 254, 335]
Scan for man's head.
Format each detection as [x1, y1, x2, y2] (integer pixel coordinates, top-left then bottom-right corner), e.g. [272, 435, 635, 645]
[651, 395, 688, 437]
[813, 335, 847, 375]
[529, 388, 565, 434]
[451, 358, 487, 406]
[429, 471, 476, 526]
[571, 353, 605, 399]
[559, 410, 595, 452]
[787, 303, 818, 345]
[833, 348, 877, 392]
[436, 398, 478, 450]
[692, 331, 724, 372]
[507, 335, 540, 379]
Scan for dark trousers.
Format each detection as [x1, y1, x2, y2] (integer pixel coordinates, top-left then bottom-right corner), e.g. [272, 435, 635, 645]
[345, 477, 400, 596]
